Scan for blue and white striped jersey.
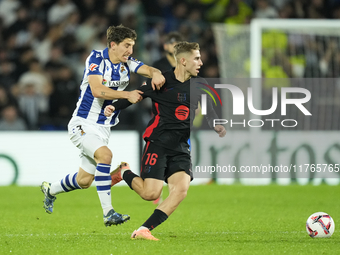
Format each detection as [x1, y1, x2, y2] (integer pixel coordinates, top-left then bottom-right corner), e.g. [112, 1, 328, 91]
[72, 47, 144, 126]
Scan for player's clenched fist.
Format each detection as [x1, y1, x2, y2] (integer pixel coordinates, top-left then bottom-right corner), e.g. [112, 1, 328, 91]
[104, 105, 115, 117]
[151, 72, 166, 90]
[128, 90, 143, 103]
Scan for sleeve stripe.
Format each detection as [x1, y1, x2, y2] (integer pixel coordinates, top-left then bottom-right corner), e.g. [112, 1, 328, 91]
[134, 63, 144, 73]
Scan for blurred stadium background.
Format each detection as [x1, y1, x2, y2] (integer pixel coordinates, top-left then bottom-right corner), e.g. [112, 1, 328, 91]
[1, 0, 340, 186]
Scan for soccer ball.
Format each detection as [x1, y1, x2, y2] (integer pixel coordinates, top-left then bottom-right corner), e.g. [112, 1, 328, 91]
[306, 212, 335, 238]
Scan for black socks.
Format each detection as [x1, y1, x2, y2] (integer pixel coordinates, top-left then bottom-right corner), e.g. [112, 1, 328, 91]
[122, 170, 138, 190]
[142, 209, 168, 230]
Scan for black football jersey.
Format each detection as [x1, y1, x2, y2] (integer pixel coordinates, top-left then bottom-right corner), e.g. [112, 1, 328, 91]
[113, 70, 217, 152]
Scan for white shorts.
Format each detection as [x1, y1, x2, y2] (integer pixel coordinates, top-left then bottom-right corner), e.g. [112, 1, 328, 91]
[68, 116, 111, 174]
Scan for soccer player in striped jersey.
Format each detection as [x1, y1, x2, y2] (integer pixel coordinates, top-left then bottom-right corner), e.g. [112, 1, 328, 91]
[40, 25, 165, 227]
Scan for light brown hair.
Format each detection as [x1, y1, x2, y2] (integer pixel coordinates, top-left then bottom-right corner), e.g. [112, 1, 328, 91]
[174, 42, 200, 58]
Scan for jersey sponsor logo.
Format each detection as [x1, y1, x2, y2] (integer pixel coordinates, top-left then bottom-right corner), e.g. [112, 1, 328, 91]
[175, 105, 189, 120]
[177, 93, 186, 102]
[102, 79, 107, 85]
[107, 80, 129, 87]
[89, 63, 98, 71]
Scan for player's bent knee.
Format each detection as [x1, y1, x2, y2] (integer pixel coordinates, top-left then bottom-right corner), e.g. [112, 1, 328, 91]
[141, 190, 162, 201]
[94, 147, 113, 165]
[170, 188, 188, 201]
[96, 154, 112, 165]
[177, 190, 188, 201]
[77, 177, 93, 189]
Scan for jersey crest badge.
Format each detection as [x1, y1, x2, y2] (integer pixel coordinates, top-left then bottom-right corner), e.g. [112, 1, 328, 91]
[120, 65, 127, 74]
[177, 93, 186, 102]
[144, 166, 151, 173]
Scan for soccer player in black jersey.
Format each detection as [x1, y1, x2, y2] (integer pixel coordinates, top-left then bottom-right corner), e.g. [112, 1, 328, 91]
[151, 31, 184, 206]
[105, 42, 226, 240]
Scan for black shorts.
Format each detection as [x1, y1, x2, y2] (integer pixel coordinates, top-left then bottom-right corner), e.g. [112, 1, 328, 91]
[140, 141, 193, 183]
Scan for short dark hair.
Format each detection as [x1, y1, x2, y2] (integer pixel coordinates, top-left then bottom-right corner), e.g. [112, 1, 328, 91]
[106, 25, 137, 48]
[174, 42, 200, 57]
[165, 32, 184, 44]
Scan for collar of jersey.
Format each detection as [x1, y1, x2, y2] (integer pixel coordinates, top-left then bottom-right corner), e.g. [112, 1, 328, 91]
[170, 69, 195, 84]
[169, 68, 183, 84]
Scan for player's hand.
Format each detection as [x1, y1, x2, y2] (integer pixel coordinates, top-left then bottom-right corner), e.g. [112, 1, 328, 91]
[128, 90, 143, 104]
[214, 125, 226, 137]
[104, 105, 115, 117]
[151, 72, 165, 90]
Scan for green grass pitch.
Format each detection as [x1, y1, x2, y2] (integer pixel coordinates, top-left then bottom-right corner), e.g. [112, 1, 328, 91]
[0, 184, 339, 255]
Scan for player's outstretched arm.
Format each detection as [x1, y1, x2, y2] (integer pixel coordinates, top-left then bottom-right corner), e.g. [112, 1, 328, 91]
[136, 65, 165, 90]
[104, 93, 141, 117]
[104, 79, 155, 117]
[88, 74, 143, 102]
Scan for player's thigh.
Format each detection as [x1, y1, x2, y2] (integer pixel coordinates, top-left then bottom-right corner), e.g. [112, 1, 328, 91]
[165, 152, 193, 183]
[69, 119, 109, 160]
[83, 135, 111, 164]
[140, 141, 167, 181]
[79, 153, 97, 175]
